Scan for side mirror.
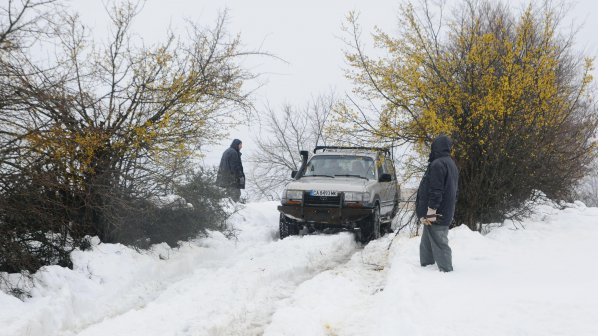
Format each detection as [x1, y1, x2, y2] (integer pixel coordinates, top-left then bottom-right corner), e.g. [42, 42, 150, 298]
[379, 173, 392, 182]
[291, 170, 298, 178]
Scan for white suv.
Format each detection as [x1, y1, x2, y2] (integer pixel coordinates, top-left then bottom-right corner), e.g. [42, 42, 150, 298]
[278, 146, 399, 243]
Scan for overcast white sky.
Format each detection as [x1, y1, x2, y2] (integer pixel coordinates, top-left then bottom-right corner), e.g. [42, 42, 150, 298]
[69, 0, 598, 167]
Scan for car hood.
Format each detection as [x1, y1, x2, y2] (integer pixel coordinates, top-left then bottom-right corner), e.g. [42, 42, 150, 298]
[285, 176, 374, 192]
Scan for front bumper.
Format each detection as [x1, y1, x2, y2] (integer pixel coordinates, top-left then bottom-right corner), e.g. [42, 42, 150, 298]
[278, 205, 373, 226]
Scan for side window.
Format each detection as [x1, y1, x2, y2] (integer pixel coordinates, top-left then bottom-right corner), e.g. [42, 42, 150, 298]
[376, 156, 384, 177]
[383, 158, 395, 180]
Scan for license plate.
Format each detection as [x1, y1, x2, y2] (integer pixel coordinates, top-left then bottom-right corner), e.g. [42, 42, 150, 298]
[310, 190, 338, 197]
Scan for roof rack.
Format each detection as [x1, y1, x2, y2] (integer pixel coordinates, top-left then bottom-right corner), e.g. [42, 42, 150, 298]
[313, 146, 391, 155]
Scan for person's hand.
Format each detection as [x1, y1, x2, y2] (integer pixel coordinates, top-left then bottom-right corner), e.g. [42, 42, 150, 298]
[426, 207, 437, 223]
[420, 208, 437, 225]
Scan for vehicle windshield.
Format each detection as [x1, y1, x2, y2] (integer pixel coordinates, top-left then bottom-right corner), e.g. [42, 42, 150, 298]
[303, 155, 376, 180]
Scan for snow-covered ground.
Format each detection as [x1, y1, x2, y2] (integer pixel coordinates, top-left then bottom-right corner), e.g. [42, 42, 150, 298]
[2, 201, 598, 336]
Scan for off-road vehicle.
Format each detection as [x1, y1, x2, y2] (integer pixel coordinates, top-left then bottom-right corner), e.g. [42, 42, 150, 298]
[277, 146, 399, 243]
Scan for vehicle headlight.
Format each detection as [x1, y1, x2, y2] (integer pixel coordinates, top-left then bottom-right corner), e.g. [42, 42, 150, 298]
[284, 190, 303, 200]
[344, 192, 369, 202]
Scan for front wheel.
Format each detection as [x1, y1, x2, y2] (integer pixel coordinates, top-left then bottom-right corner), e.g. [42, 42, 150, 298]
[279, 214, 299, 240]
[358, 205, 380, 244]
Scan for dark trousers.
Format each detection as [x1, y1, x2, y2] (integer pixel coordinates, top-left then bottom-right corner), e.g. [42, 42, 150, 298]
[226, 187, 241, 202]
[420, 224, 453, 272]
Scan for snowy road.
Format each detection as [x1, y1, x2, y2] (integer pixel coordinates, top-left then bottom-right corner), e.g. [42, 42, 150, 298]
[73, 232, 357, 336]
[2, 201, 598, 336]
[1, 202, 362, 336]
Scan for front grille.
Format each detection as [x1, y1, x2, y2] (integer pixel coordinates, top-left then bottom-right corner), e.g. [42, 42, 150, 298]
[304, 192, 342, 206]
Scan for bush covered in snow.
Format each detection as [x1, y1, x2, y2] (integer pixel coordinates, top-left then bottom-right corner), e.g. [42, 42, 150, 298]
[115, 169, 232, 248]
[0, 168, 232, 282]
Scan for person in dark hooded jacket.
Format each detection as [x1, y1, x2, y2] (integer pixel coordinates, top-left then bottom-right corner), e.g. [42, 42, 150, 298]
[415, 135, 459, 272]
[216, 139, 245, 202]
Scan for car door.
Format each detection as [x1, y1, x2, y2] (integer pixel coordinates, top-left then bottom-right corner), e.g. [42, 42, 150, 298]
[379, 157, 397, 216]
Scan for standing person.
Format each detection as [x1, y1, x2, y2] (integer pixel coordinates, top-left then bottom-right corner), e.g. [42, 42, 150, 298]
[415, 135, 459, 272]
[216, 139, 245, 202]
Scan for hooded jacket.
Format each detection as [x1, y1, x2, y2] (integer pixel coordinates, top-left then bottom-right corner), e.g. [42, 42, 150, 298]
[415, 135, 459, 226]
[216, 139, 245, 188]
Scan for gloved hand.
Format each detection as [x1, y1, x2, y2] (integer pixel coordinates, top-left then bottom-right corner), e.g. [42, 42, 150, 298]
[426, 207, 437, 222]
[420, 208, 437, 225]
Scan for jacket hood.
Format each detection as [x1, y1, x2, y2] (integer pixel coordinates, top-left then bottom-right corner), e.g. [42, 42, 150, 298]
[230, 139, 242, 151]
[429, 135, 452, 162]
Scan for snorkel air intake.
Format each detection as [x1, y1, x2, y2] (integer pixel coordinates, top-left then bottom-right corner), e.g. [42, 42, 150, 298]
[292, 150, 309, 179]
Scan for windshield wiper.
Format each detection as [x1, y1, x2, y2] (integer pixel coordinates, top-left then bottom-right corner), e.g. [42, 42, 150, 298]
[334, 174, 368, 180]
[305, 174, 335, 178]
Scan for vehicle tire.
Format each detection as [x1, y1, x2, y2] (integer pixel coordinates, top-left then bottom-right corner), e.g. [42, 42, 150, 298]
[279, 214, 299, 240]
[359, 205, 380, 244]
[380, 222, 391, 236]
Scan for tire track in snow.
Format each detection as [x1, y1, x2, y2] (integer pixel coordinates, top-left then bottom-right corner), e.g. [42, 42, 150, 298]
[72, 233, 359, 336]
[263, 234, 394, 336]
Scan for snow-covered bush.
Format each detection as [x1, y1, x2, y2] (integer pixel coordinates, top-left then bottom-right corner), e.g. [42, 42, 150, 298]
[108, 168, 231, 249]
